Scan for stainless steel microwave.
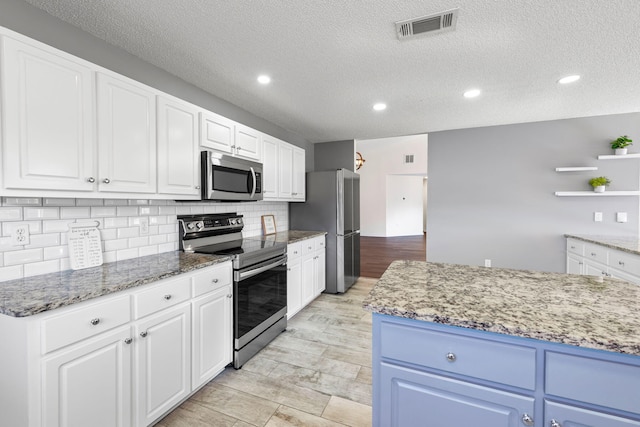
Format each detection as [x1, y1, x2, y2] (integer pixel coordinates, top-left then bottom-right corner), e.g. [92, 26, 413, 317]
[201, 151, 263, 201]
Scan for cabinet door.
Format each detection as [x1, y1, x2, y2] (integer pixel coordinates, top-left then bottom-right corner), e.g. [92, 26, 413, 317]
[566, 254, 583, 275]
[97, 73, 156, 193]
[2, 36, 95, 191]
[134, 303, 191, 427]
[287, 259, 303, 319]
[278, 143, 294, 199]
[583, 259, 607, 278]
[199, 111, 234, 154]
[314, 249, 326, 296]
[292, 146, 306, 201]
[608, 267, 640, 285]
[234, 124, 261, 161]
[157, 96, 200, 196]
[301, 254, 315, 306]
[378, 363, 534, 427]
[192, 286, 232, 389]
[42, 326, 132, 427]
[545, 401, 640, 427]
[262, 135, 279, 200]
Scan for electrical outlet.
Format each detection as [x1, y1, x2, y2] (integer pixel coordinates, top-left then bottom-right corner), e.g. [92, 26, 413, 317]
[139, 217, 149, 235]
[484, 259, 491, 267]
[11, 225, 30, 246]
[594, 212, 603, 222]
[617, 212, 628, 223]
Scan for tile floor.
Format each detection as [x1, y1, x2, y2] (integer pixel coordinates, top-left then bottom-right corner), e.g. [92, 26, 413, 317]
[157, 278, 377, 427]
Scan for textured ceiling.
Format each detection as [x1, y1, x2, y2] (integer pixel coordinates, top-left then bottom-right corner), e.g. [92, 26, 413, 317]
[21, 0, 640, 143]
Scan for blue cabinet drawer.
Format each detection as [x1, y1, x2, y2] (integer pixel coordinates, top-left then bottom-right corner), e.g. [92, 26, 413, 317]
[546, 352, 640, 414]
[380, 320, 536, 390]
[545, 400, 640, 427]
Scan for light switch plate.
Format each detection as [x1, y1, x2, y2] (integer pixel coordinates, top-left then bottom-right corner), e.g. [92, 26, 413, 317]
[617, 212, 628, 223]
[594, 212, 603, 222]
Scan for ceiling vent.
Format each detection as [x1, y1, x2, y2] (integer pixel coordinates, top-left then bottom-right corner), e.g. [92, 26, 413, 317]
[395, 8, 459, 41]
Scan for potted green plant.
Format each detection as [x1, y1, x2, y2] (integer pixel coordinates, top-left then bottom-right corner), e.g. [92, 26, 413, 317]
[610, 135, 633, 155]
[589, 176, 611, 193]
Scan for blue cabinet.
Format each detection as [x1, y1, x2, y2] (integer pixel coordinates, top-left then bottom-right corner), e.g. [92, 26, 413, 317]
[373, 313, 640, 427]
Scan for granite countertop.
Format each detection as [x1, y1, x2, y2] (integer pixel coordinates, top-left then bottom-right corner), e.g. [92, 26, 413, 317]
[363, 260, 640, 355]
[0, 252, 230, 318]
[256, 230, 327, 244]
[565, 234, 640, 255]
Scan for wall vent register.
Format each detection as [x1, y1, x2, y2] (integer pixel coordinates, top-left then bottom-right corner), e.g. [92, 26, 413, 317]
[395, 8, 459, 40]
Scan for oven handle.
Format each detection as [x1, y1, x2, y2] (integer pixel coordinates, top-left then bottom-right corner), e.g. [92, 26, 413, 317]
[249, 167, 257, 199]
[237, 256, 286, 281]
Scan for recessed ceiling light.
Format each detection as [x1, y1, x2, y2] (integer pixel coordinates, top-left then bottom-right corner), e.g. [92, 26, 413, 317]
[257, 75, 271, 85]
[373, 103, 387, 111]
[463, 89, 481, 98]
[558, 75, 580, 84]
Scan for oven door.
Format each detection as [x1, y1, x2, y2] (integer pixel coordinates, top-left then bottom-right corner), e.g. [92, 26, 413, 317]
[202, 151, 263, 201]
[233, 254, 287, 348]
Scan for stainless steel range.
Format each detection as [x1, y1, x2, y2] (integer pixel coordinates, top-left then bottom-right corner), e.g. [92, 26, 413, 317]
[178, 213, 287, 369]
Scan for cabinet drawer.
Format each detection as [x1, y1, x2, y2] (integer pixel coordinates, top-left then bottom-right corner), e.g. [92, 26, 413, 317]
[287, 242, 302, 260]
[566, 238, 584, 256]
[545, 401, 640, 427]
[42, 295, 131, 354]
[133, 276, 191, 319]
[583, 242, 608, 265]
[380, 321, 536, 390]
[546, 351, 640, 414]
[608, 249, 640, 277]
[192, 264, 232, 297]
[314, 236, 326, 252]
[301, 239, 315, 256]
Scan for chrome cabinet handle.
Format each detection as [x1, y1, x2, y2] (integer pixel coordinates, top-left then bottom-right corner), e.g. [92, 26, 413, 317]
[124, 338, 132, 345]
[212, 278, 219, 284]
[550, 420, 561, 427]
[140, 331, 148, 338]
[103, 178, 111, 184]
[591, 252, 597, 256]
[227, 294, 232, 299]
[521, 413, 534, 426]
[446, 352, 456, 362]
[237, 146, 242, 151]
[87, 177, 96, 183]
[90, 318, 100, 326]
[195, 185, 200, 189]
[619, 261, 625, 266]
[164, 294, 172, 300]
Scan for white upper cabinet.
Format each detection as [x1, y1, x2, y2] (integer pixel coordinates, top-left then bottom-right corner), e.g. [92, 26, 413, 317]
[278, 142, 294, 199]
[262, 134, 306, 202]
[292, 146, 306, 201]
[199, 110, 235, 154]
[97, 72, 157, 193]
[262, 135, 279, 199]
[1, 36, 95, 191]
[234, 123, 262, 161]
[157, 96, 200, 197]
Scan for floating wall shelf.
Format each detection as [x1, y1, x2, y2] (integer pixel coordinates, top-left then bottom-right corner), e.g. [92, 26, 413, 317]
[555, 191, 640, 197]
[597, 153, 640, 160]
[555, 167, 598, 172]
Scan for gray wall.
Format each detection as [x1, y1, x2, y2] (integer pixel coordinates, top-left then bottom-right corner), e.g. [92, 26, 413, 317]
[427, 113, 640, 273]
[314, 140, 355, 171]
[0, 0, 313, 167]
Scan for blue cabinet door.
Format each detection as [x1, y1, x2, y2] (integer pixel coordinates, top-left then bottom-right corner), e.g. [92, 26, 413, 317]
[378, 362, 534, 427]
[545, 401, 640, 427]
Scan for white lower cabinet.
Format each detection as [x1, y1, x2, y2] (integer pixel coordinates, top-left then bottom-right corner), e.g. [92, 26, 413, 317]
[1, 261, 232, 427]
[566, 238, 640, 284]
[287, 236, 326, 318]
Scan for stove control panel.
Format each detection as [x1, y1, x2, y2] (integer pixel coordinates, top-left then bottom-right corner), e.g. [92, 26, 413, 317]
[178, 213, 244, 236]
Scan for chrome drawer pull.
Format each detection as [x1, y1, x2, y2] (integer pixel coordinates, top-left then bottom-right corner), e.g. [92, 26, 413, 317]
[103, 178, 111, 184]
[164, 294, 172, 300]
[446, 352, 456, 362]
[140, 331, 148, 338]
[619, 261, 625, 266]
[212, 278, 219, 283]
[550, 420, 561, 427]
[521, 413, 534, 426]
[124, 338, 132, 345]
[227, 294, 233, 299]
[90, 318, 100, 326]
[591, 252, 597, 256]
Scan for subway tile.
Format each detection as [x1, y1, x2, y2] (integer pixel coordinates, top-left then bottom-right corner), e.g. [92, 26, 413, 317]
[91, 207, 117, 217]
[149, 216, 168, 225]
[75, 198, 104, 206]
[116, 247, 138, 261]
[100, 229, 117, 240]
[24, 260, 60, 277]
[60, 207, 91, 219]
[158, 242, 177, 253]
[139, 206, 159, 216]
[104, 239, 128, 252]
[103, 217, 128, 229]
[148, 225, 159, 235]
[43, 198, 75, 207]
[0, 237, 16, 252]
[139, 245, 158, 257]
[189, 205, 205, 214]
[0, 265, 23, 282]
[158, 206, 177, 215]
[0, 207, 23, 221]
[24, 207, 60, 220]
[103, 199, 124, 206]
[102, 251, 117, 264]
[42, 220, 74, 234]
[2, 197, 41, 206]
[159, 224, 177, 235]
[44, 245, 68, 260]
[60, 258, 71, 271]
[4, 248, 43, 266]
[117, 206, 138, 217]
[176, 206, 192, 215]
[149, 234, 167, 245]
[27, 233, 61, 249]
[149, 199, 168, 206]
[128, 199, 150, 205]
[128, 236, 149, 248]
[117, 227, 139, 239]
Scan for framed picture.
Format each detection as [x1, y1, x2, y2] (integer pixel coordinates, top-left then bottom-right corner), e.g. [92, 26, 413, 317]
[261, 215, 277, 235]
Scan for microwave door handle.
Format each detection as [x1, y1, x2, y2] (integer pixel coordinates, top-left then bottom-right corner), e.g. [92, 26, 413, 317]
[249, 167, 257, 198]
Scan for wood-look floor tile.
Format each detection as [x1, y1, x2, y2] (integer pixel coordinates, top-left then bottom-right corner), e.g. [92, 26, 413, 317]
[356, 366, 372, 384]
[321, 346, 372, 368]
[322, 396, 372, 427]
[155, 400, 238, 427]
[264, 405, 347, 427]
[269, 333, 329, 356]
[241, 353, 281, 376]
[189, 383, 280, 426]
[259, 345, 361, 379]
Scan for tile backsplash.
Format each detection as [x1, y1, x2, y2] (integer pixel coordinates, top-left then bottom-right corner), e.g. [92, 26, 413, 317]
[0, 197, 289, 281]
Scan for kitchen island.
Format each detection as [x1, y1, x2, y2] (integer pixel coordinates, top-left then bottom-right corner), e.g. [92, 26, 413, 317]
[364, 260, 640, 427]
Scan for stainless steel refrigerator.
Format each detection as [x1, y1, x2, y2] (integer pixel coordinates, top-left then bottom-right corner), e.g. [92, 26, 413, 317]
[289, 169, 360, 293]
